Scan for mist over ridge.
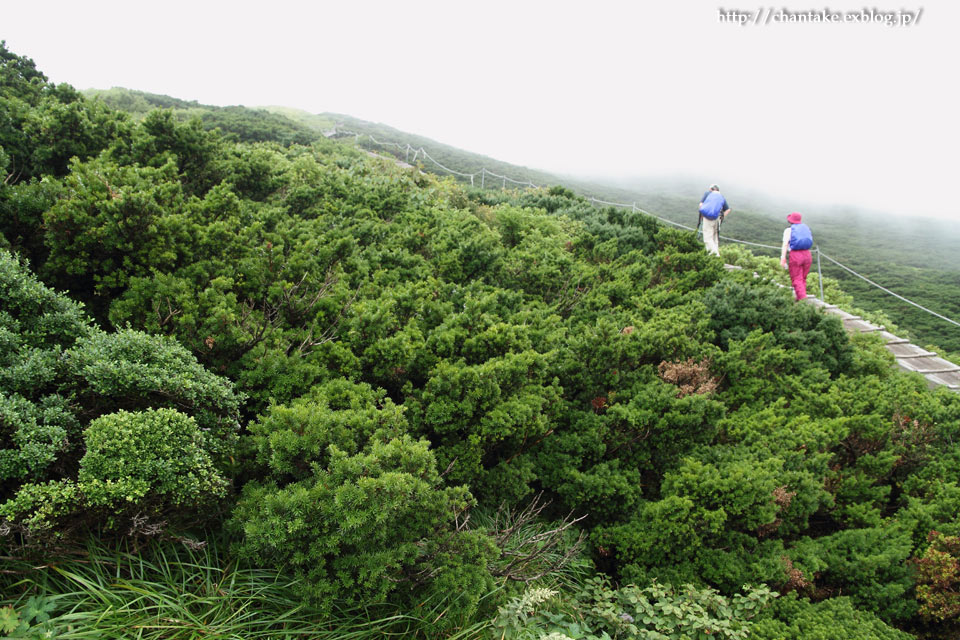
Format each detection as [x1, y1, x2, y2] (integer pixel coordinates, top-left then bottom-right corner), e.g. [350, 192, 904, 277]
[574, 170, 960, 269]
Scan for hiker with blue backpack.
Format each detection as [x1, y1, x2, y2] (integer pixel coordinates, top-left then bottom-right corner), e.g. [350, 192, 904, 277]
[780, 212, 814, 300]
[698, 184, 731, 256]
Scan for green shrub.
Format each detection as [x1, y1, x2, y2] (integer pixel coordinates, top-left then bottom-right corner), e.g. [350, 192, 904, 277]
[79, 408, 227, 508]
[1, 408, 227, 534]
[0, 393, 78, 483]
[66, 328, 241, 462]
[751, 593, 914, 640]
[1, 252, 239, 541]
[702, 280, 853, 376]
[592, 495, 727, 587]
[42, 157, 192, 304]
[232, 381, 497, 622]
[246, 378, 406, 482]
[493, 577, 777, 640]
[790, 525, 916, 621]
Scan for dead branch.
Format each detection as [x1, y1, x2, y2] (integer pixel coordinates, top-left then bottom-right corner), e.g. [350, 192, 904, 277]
[489, 492, 588, 583]
[154, 296, 182, 328]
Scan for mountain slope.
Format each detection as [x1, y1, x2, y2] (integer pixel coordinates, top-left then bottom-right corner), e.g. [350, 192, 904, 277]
[84, 87, 324, 145]
[5, 42, 960, 638]
[290, 112, 960, 355]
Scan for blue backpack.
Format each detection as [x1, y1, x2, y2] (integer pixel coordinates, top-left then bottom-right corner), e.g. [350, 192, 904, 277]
[789, 223, 813, 250]
[700, 191, 725, 220]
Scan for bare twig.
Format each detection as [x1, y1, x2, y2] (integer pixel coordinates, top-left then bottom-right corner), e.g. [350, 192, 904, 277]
[154, 296, 182, 328]
[439, 457, 458, 479]
[489, 492, 588, 583]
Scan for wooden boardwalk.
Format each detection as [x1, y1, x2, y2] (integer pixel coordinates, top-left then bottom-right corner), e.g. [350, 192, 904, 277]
[805, 297, 960, 392]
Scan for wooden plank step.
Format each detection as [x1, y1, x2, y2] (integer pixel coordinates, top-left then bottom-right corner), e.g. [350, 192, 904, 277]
[916, 367, 960, 375]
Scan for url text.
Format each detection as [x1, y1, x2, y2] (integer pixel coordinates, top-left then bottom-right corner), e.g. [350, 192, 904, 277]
[718, 7, 924, 26]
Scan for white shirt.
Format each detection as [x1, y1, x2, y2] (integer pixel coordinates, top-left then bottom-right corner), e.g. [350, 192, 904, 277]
[780, 227, 793, 264]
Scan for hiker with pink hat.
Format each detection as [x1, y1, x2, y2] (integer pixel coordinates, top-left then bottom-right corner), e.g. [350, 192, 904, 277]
[780, 212, 814, 300]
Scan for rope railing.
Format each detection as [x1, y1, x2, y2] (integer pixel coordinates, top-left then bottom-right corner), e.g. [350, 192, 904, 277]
[718, 234, 781, 251]
[418, 148, 477, 180]
[334, 128, 535, 189]
[329, 127, 960, 331]
[818, 251, 960, 329]
[634, 204, 700, 232]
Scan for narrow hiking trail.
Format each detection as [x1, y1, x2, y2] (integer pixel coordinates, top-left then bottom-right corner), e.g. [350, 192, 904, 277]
[807, 296, 960, 391]
[723, 263, 959, 392]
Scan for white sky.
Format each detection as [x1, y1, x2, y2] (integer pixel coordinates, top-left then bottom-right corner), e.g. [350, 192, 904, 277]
[5, 0, 957, 219]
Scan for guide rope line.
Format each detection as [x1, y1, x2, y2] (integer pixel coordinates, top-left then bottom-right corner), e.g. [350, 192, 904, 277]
[591, 197, 704, 232]
[366, 134, 405, 151]
[718, 234, 782, 251]
[589, 197, 630, 208]
[657, 218, 699, 232]
[335, 128, 541, 187]
[485, 168, 537, 186]
[333, 127, 960, 331]
[817, 252, 960, 328]
[635, 201, 701, 232]
[417, 148, 476, 178]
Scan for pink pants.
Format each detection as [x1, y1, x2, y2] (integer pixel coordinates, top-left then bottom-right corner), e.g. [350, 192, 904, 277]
[789, 250, 812, 300]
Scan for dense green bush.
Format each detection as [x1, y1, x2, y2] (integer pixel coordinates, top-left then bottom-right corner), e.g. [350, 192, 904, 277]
[1, 408, 227, 534]
[65, 328, 240, 459]
[752, 593, 914, 640]
[702, 280, 853, 375]
[494, 578, 777, 640]
[0, 250, 239, 540]
[42, 157, 190, 300]
[231, 380, 497, 621]
[0, 42, 128, 183]
[790, 526, 916, 621]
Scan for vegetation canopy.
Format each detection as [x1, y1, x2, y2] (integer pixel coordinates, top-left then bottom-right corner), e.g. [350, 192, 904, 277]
[2, 43, 959, 639]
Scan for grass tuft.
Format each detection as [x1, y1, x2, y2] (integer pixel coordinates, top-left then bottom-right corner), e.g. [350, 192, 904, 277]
[0, 537, 491, 639]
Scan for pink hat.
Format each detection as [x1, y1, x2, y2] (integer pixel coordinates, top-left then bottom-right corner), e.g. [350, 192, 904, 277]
[787, 212, 802, 224]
